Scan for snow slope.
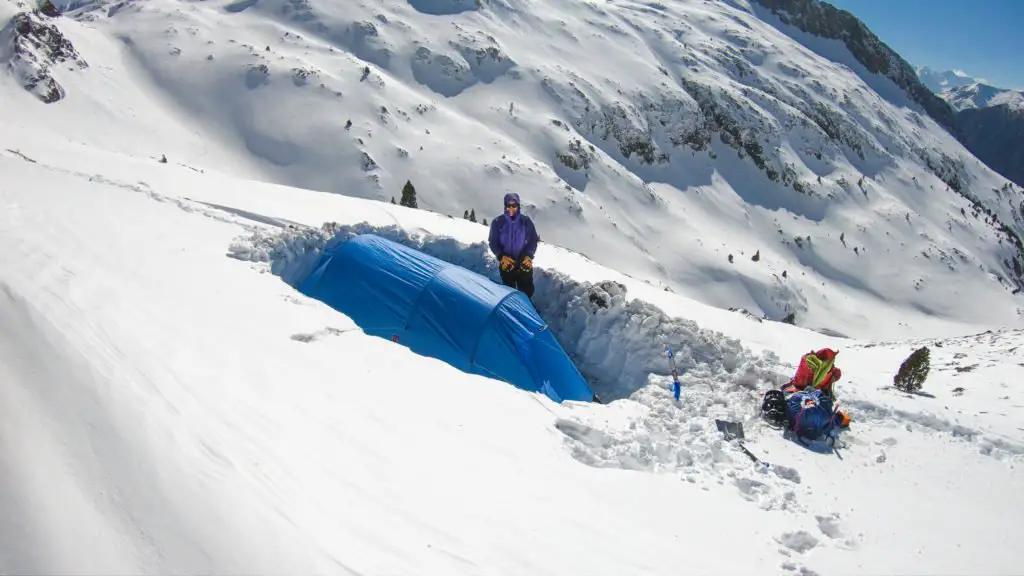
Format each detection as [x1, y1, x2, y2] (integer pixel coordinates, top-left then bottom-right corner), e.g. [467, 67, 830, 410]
[3, 0, 1024, 342]
[3, 128, 1024, 575]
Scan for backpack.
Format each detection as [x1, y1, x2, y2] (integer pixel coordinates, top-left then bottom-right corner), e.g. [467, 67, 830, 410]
[785, 388, 839, 442]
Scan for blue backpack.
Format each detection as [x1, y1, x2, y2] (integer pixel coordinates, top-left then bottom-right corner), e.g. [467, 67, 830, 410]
[786, 388, 839, 441]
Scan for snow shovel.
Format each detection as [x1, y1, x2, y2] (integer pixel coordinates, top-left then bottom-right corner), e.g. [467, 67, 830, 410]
[665, 344, 682, 401]
[715, 419, 768, 468]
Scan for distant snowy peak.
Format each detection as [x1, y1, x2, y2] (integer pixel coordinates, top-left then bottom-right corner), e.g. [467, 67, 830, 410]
[941, 82, 1024, 112]
[917, 66, 983, 94]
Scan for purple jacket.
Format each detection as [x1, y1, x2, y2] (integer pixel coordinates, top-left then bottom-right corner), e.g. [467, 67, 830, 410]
[488, 193, 539, 260]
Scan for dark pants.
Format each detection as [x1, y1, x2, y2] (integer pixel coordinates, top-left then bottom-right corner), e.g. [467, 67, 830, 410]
[500, 260, 535, 299]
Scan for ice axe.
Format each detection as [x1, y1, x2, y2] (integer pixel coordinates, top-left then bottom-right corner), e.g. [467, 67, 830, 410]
[715, 419, 768, 468]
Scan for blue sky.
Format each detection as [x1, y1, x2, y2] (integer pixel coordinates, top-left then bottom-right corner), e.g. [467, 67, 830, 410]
[824, 0, 1024, 89]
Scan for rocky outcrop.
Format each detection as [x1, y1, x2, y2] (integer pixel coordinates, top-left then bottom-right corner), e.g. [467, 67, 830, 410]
[1, 9, 87, 103]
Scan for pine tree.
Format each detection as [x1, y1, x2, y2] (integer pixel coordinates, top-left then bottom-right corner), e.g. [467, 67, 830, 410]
[482, 217, 488, 226]
[400, 180, 417, 208]
[463, 209, 470, 219]
[894, 346, 930, 393]
[390, 196, 396, 204]
[469, 209, 477, 223]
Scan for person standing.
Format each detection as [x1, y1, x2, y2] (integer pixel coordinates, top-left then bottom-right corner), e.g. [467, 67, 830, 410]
[488, 192, 539, 299]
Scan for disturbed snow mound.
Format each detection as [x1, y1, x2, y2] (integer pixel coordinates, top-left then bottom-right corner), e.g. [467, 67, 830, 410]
[227, 221, 785, 402]
[555, 383, 810, 513]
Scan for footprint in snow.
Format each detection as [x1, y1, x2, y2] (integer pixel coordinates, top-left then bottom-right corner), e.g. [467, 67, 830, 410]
[781, 563, 820, 576]
[733, 476, 803, 512]
[816, 513, 858, 550]
[290, 327, 349, 342]
[283, 294, 307, 305]
[769, 463, 801, 483]
[775, 530, 819, 554]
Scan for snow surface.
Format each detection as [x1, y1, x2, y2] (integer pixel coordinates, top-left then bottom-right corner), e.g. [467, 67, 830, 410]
[3, 0, 1024, 574]
[2, 135, 1024, 575]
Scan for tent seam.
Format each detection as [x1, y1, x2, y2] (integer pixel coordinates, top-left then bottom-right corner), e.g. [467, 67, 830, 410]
[467, 289, 524, 367]
[402, 264, 445, 332]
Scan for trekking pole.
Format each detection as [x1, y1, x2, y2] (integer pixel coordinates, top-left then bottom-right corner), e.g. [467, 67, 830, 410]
[666, 344, 681, 401]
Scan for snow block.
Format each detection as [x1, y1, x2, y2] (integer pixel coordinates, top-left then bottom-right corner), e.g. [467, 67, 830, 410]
[298, 234, 595, 403]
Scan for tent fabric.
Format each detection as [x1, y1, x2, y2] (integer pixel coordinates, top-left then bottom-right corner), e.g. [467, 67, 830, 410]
[297, 234, 594, 403]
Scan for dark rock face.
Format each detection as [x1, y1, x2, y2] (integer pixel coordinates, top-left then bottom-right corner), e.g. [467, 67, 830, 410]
[39, 1, 61, 18]
[1, 9, 88, 103]
[751, 0, 956, 132]
[956, 104, 1024, 189]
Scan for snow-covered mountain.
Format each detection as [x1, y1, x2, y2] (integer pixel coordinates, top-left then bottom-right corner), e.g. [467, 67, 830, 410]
[941, 82, 1024, 112]
[3, 1, 1024, 574]
[917, 65, 984, 94]
[5, 0, 1023, 342]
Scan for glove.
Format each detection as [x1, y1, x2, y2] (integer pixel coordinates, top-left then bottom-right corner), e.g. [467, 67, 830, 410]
[521, 256, 532, 272]
[500, 255, 515, 272]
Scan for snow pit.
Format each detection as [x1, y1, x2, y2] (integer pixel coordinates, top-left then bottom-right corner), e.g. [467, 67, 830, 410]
[226, 222, 825, 499]
[228, 221, 785, 403]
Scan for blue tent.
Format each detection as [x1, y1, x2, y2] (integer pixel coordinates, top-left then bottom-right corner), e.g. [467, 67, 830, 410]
[297, 234, 594, 403]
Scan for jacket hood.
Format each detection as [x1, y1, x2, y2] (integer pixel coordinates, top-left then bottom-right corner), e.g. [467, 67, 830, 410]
[503, 192, 521, 206]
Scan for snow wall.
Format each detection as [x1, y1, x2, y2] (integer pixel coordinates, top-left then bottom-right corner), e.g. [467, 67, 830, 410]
[298, 234, 596, 403]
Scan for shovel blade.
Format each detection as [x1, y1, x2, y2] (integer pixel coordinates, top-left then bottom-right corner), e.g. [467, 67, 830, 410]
[715, 419, 745, 441]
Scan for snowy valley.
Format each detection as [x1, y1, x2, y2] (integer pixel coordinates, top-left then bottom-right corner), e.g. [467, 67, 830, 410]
[2, 0, 1023, 574]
